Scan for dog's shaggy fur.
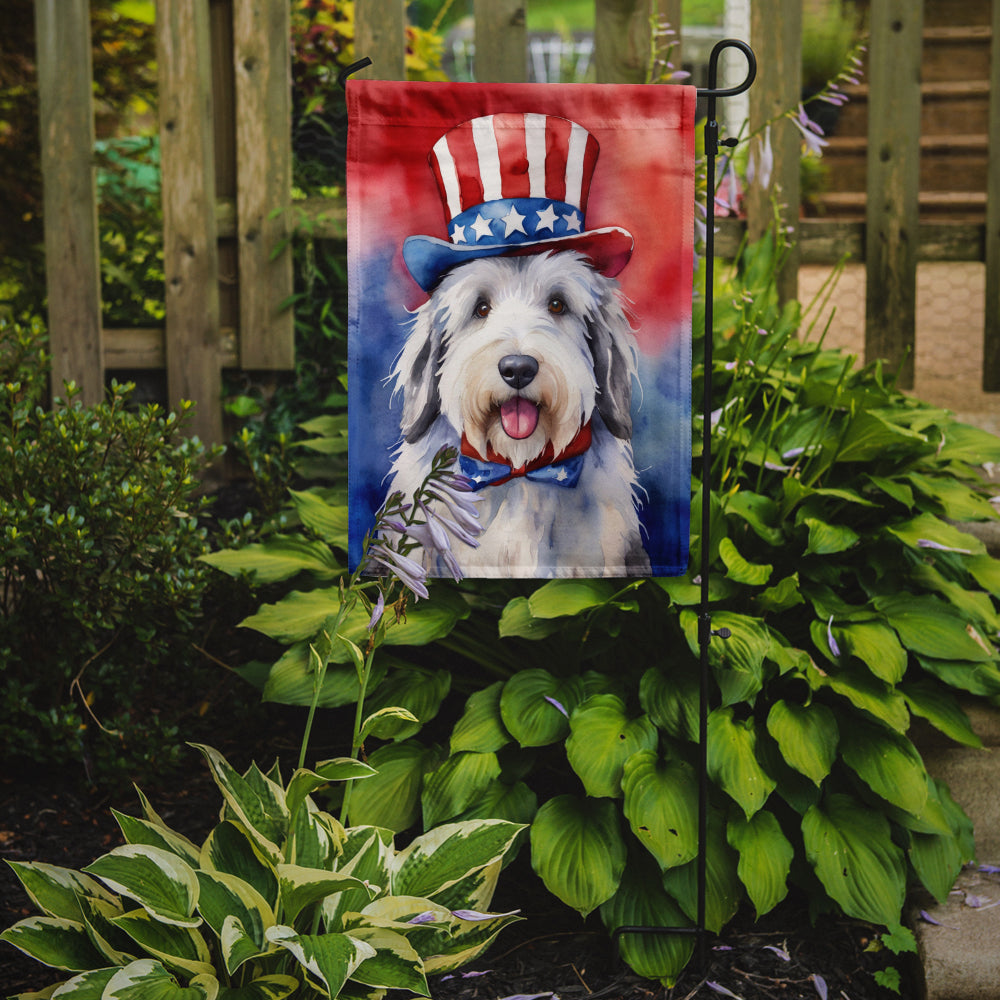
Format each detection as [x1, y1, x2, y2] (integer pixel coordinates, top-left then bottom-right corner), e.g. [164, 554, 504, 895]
[386, 251, 650, 577]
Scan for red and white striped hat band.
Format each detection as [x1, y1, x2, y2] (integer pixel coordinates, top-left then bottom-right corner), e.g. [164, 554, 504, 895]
[402, 112, 634, 292]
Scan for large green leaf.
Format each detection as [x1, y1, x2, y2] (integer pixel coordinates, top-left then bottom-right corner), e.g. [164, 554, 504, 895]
[83, 846, 200, 928]
[905, 472, 998, 522]
[527, 579, 618, 617]
[346, 740, 442, 832]
[621, 751, 699, 871]
[392, 820, 524, 901]
[838, 718, 929, 817]
[875, 594, 995, 662]
[565, 695, 658, 798]
[835, 410, 927, 463]
[724, 490, 784, 545]
[199, 822, 278, 910]
[260, 643, 387, 709]
[765, 700, 838, 786]
[450, 682, 511, 754]
[530, 795, 627, 917]
[807, 660, 910, 732]
[0, 916, 107, 972]
[916, 655, 1000, 697]
[803, 517, 859, 556]
[660, 810, 742, 934]
[265, 926, 374, 997]
[802, 794, 906, 926]
[497, 597, 565, 639]
[200, 535, 342, 584]
[452, 779, 538, 827]
[599, 853, 694, 987]
[639, 664, 699, 743]
[362, 667, 451, 741]
[499, 670, 584, 747]
[886, 512, 985, 557]
[4, 862, 118, 923]
[707, 708, 776, 819]
[288, 489, 349, 545]
[681, 611, 771, 706]
[718, 537, 772, 586]
[727, 811, 793, 918]
[835, 621, 907, 684]
[901, 680, 982, 748]
[103, 959, 218, 1000]
[421, 751, 502, 828]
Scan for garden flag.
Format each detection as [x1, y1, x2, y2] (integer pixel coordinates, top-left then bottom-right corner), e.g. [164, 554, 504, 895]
[347, 80, 696, 578]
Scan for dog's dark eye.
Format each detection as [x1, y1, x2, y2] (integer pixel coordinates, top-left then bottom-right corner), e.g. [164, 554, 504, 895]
[473, 299, 491, 319]
[548, 297, 567, 315]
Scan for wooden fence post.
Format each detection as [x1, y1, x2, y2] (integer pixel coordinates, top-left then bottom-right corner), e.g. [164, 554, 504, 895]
[983, 0, 1000, 390]
[594, 0, 652, 84]
[157, 0, 223, 445]
[34, 0, 104, 405]
[233, 0, 294, 370]
[746, 0, 801, 305]
[354, 0, 407, 80]
[864, 0, 923, 389]
[474, 0, 527, 82]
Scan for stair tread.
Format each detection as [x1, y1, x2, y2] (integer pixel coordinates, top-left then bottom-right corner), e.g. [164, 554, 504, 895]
[824, 134, 989, 153]
[818, 191, 987, 207]
[923, 25, 992, 41]
[847, 79, 992, 101]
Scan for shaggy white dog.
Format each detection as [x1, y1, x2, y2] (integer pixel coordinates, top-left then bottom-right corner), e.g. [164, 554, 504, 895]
[385, 250, 650, 578]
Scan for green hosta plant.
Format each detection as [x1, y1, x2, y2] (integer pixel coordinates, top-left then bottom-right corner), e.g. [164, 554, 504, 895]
[1, 743, 523, 999]
[343, 234, 998, 985]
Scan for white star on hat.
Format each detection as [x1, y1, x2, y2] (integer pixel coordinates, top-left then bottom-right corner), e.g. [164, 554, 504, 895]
[501, 205, 527, 237]
[471, 214, 493, 242]
[450, 224, 467, 245]
[562, 210, 582, 233]
[535, 203, 559, 233]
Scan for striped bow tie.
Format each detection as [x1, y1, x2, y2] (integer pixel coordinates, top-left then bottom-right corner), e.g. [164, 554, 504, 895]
[459, 423, 592, 491]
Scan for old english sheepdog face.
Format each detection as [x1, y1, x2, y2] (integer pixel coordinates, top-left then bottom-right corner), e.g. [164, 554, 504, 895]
[393, 250, 638, 469]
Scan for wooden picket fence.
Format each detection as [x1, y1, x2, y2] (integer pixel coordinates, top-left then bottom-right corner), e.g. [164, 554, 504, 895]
[34, 0, 1000, 445]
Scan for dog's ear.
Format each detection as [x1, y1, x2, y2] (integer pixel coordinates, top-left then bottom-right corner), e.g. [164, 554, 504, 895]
[587, 301, 636, 440]
[394, 304, 445, 443]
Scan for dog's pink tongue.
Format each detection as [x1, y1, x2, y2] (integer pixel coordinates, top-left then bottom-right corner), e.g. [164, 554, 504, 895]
[500, 398, 539, 439]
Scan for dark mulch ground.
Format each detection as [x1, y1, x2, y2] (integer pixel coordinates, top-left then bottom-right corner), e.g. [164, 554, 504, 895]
[1, 740, 915, 1000]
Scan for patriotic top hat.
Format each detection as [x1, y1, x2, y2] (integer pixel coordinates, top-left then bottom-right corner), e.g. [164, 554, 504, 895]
[402, 112, 634, 292]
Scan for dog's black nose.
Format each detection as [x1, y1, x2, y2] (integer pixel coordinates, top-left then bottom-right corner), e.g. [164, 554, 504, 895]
[498, 354, 538, 389]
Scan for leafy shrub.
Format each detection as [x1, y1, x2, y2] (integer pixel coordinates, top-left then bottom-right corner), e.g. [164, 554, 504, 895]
[1, 743, 524, 998]
[212, 233, 1000, 984]
[0, 317, 220, 783]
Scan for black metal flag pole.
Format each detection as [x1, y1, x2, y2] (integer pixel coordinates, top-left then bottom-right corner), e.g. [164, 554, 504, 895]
[612, 38, 756, 972]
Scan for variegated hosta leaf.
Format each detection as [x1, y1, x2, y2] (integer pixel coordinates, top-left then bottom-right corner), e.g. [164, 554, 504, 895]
[802, 793, 906, 926]
[77, 894, 136, 966]
[45, 966, 118, 997]
[838, 718, 929, 817]
[621, 751, 699, 871]
[450, 681, 511, 754]
[498, 669, 585, 747]
[765, 700, 838, 786]
[285, 760, 375, 824]
[191, 745, 287, 863]
[265, 926, 376, 998]
[565, 695, 658, 799]
[288, 801, 344, 870]
[83, 846, 200, 928]
[102, 958, 218, 999]
[661, 810, 742, 934]
[110, 908, 214, 978]
[707, 707, 776, 819]
[0, 916, 107, 971]
[323, 829, 393, 931]
[195, 870, 274, 974]
[421, 906, 523, 975]
[391, 820, 524, 901]
[529, 795, 626, 917]
[112, 810, 202, 868]
[424, 859, 501, 916]
[276, 865, 373, 927]
[344, 926, 429, 995]
[599, 854, 694, 987]
[421, 751, 502, 829]
[4, 861, 118, 922]
[727, 810, 793, 918]
[200, 822, 278, 910]
[213, 975, 299, 1000]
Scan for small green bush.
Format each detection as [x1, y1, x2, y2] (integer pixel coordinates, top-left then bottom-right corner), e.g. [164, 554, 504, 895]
[0, 316, 220, 783]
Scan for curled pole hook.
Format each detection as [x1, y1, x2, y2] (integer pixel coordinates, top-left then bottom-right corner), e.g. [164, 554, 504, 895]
[697, 38, 756, 99]
[337, 57, 373, 90]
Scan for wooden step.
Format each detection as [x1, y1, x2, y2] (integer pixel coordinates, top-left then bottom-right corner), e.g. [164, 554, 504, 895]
[922, 25, 993, 83]
[922, 0, 991, 28]
[822, 134, 989, 193]
[813, 190, 987, 222]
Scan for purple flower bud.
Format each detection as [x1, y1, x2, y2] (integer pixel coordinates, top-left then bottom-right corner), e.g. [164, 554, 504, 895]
[544, 695, 569, 717]
[827, 616, 841, 658]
